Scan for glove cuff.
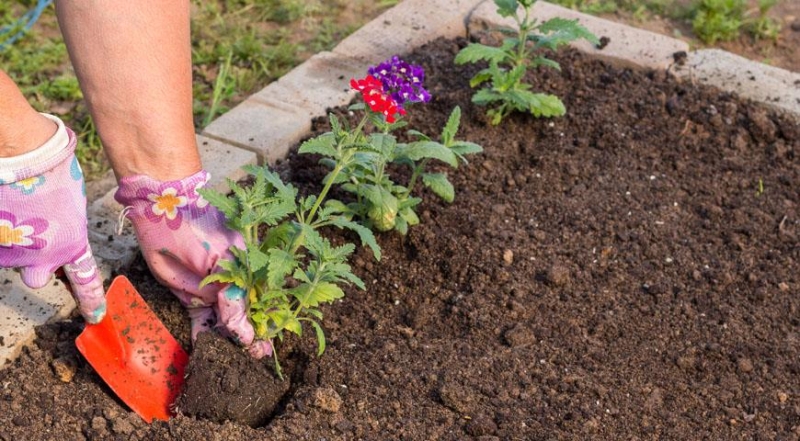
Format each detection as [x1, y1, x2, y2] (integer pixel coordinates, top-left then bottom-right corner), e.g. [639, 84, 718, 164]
[0, 113, 75, 183]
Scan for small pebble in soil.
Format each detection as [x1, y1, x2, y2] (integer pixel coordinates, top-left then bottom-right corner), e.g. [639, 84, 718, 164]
[502, 249, 514, 265]
[312, 386, 343, 413]
[778, 391, 789, 403]
[737, 357, 754, 373]
[545, 264, 571, 287]
[50, 356, 77, 383]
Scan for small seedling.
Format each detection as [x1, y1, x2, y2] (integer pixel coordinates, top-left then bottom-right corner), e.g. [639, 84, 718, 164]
[199, 165, 379, 378]
[454, 0, 598, 125]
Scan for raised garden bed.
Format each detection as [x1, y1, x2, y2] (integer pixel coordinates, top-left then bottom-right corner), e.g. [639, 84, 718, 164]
[1, 34, 798, 440]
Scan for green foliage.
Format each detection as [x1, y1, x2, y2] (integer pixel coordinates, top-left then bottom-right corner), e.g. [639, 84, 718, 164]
[692, 0, 746, 44]
[691, 0, 781, 44]
[199, 163, 379, 378]
[455, 0, 598, 125]
[302, 106, 482, 235]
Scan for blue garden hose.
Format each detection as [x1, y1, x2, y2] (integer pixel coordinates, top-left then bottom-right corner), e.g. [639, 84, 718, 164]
[0, 0, 54, 52]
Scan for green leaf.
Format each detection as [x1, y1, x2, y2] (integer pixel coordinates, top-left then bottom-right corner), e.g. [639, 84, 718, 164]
[394, 215, 408, 235]
[197, 188, 238, 220]
[309, 320, 326, 356]
[533, 18, 600, 49]
[522, 91, 566, 117]
[422, 172, 455, 203]
[363, 186, 399, 232]
[247, 244, 269, 273]
[399, 207, 420, 226]
[330, 217, 382, 261]
[396, 141, 459, 167]
[298, 133, 337, 157]
[441, 106, 461, 146]
[532, 56, 561, 71]
[472, 88, 505, 107]
[454, 43, 510, 65]
[494, 0, 519, 17]
[368, 133, 397, 159]
[267, 309, 302, 336]
[267, 248, 297, 289]
[469, 69, 494, 88]
[450, 141, 484, 159]
[303, 281, 345, 308]
[406, 129, 430, 141]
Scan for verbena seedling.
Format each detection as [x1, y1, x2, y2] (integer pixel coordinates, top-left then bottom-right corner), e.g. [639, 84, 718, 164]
[300, 56, 483, 234]
[198, 165, 379, 378]
[454, 0, 598, 125]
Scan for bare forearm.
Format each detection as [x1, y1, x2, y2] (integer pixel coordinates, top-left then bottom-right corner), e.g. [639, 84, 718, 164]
[55, 0, 201, 180]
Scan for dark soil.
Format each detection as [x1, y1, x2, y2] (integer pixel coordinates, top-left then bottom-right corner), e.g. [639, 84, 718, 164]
[1, 36, 799, 440]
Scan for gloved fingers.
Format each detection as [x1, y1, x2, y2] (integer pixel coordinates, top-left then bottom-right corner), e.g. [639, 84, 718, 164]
[247, 340, 273, 359]
[143, 251, 218, 306]
[186, 306, 216, 342]
[62, 248, 106, 324]
[19, 265, 54, 289]
[214, 284, 256, 346]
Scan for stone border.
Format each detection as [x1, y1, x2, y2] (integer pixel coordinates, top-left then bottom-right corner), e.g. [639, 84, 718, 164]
[2, 0, 797, 367]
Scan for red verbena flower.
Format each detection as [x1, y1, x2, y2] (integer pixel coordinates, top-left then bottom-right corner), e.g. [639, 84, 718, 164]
[350, 76, 406, 123]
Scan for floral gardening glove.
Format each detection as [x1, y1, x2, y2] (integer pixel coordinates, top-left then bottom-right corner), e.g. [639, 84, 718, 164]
[114, 170, 271, 359]
[0, 114, 106, 323]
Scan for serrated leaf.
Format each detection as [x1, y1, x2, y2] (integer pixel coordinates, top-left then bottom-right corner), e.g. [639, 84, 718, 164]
[494, 0, 519, 17]
[200, 271, 242, 288]
[330, 217, 381, 261]
[532, 56, 561, 71]
[268, 309, 302, 336]
[406, 129, 430, 141]
[525, 92, 566, 117]
[302, 281, 345, 308]
[450, 141, 484, 159]
[197, 188, 238, 220]
[299, 133, 337, 157]
[369, 133, 397, 159]
[309, 320, 326, 356]
[441, 106, 461, 146]
[422, 172, 455, 203]
[394, 215, 408, 235]
[247, 244, 269, 273]
[454, 43, 510, 65]
[399, 207, 420, 226]
[469, 69, 493, 88]
[533, 18, 600, 49]
[396, 141, 458, 167]
[472, 88, 505, 107]
[267, 248, 297, 289]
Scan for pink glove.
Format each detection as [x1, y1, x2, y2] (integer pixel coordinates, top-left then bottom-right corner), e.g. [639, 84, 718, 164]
[0, 114, 106, 323]
[115, 170, 271, 359]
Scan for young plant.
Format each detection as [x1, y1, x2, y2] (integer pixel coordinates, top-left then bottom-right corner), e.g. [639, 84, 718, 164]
[454, 0, 598, 125]
[301, 56, 483, 234]
[691, 0, 746, 44]
[199, 165, 379, 378]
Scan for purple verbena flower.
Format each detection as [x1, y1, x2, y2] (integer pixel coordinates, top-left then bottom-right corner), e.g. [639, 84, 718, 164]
[367, 56, 431, 109]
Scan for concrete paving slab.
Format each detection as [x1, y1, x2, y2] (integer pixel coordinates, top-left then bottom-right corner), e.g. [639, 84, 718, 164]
[333, 0, 484, 63]
[202, 98, 311, 164]
[250, 51, 364, 120]
[675, 49, 800, 120]
[468, 0, 689, 71]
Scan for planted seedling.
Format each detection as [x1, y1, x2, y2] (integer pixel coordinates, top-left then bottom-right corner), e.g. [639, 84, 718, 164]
[454, 0, 598, 125]
[198, 165, 379, 378]
[301, 56, 483, 234]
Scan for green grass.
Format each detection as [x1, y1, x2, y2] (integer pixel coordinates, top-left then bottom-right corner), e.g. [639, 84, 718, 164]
[0, 0, 393, 180]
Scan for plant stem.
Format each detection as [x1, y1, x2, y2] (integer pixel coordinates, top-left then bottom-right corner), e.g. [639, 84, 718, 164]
[405, 158, 429, 197]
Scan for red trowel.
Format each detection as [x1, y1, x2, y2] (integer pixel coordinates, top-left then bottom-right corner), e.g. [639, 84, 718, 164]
[74, 275, 189, 423]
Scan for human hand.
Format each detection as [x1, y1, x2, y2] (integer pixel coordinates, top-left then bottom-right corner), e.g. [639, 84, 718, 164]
[0, 116, 106, 323]
[114, 170, 271, 359]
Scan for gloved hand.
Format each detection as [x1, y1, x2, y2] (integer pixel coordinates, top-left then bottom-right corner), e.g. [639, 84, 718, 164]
[0, 114, 106, 323]
[114, 170, 271, 359]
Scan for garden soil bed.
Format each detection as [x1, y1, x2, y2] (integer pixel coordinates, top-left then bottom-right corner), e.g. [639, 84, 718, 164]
[1, 36, 799, 440]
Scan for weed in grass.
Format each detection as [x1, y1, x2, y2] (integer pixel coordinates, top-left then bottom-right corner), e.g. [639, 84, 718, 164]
[692, 0, 781, 44]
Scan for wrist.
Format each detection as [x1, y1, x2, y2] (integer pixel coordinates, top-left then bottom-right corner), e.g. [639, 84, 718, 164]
[0, 114, 74, 183]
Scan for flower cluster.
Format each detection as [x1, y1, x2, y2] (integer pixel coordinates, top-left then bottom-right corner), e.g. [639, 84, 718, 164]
[350, 56, 431, 124]
[350, 75, 406, 123]
[368, 56, 431, 108]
